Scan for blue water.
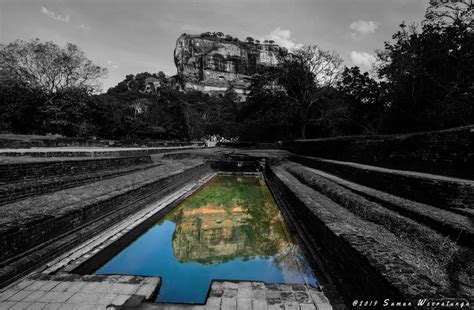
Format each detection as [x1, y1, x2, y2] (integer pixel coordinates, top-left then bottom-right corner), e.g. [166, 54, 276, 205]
[96, 175, 317, 304]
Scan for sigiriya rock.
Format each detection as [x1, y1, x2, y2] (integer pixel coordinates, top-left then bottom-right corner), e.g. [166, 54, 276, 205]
[174, 33, 287, 99]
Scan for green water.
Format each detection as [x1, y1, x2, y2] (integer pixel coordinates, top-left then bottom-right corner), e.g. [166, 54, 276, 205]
[96, 175, 317, 304]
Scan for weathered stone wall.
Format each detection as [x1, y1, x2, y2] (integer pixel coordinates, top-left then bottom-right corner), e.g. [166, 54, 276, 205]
[174, 34, 286, 96]
[283, 125, 474, 179]
[0, 156, 152, 183]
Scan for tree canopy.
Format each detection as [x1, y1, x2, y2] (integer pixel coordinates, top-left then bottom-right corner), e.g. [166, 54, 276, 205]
[0, 2, 472, 141]
[0, 39, 107, 94]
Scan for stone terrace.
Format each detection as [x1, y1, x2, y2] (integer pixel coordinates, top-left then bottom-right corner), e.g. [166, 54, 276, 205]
[0, 127, 473, 309]
[0, 155, 161, 205]
[265, 126, 474, 305]
[0, 147, 211, 289]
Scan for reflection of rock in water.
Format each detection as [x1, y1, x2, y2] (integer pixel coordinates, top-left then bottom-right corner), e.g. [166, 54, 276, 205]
[171, 176, 292, 264]
[173, 204, 252, 263]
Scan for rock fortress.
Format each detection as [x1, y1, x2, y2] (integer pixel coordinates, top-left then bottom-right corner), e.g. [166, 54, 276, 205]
[174, 32, 287, 100]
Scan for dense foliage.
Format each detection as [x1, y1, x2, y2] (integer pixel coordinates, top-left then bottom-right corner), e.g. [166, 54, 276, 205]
[0, 2, 472, 141]
[244, 1, 473, 138]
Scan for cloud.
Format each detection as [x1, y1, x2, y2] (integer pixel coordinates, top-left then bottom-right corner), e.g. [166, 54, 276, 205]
[77, 24, 91, 31]
[41, 6, 70, 23]
[266, 27, 303, 51]
[350, 51, 376, 69]
[349, 20, 378, 39]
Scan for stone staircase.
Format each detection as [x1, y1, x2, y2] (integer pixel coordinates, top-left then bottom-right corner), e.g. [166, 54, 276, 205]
[266, 155, 473, 306]
[0, 156, 163, 205]
[0, 157, 211, 289]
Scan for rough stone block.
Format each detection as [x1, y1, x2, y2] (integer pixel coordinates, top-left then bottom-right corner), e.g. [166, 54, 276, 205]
[221, 297, 237, 310]
[269, 303, 287, 310]
[9, 301, 33, 309]
[51, 282, 85, 293]
[206, 297, 221, 310]
[38, 291, 74, 303]
[135, 284, 157, 299]
[7, 290, 30, 302]
[0, 289, 19, 301]
[26, 302, 45, 310]
[309, 291, 332, 310]
[237, 298, 252, 310]
[284, 302, 300, 310]
[11, 280, 34, 290]
[109, 294, 132, 306]
[251, 290, 266, 300]
[294, 292, 310, 303]
[280, 291, 296, 302]
[237, 288, 252, 299]
[20, 290, 47, 302]
[251, 282, 265, 290]
[253, 299, 268, 310]
[223, 281, 239, 290]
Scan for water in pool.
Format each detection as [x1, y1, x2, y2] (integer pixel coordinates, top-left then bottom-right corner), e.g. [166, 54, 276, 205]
[95, 175, 318, 304]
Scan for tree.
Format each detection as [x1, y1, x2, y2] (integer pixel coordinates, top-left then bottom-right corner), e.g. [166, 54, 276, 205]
[277, 45, 343, 138]
[0, 78, 47, 133]
[0, 39, 107, 94]
[241, 67, 293, 141]
[425, 0, 473, 27]
[43, 87, 93, 137]
[131, 98, 149, 115]
[245, 37, 254, 43]
[338, 66, 386, 134]
[376, 19, 474, 132]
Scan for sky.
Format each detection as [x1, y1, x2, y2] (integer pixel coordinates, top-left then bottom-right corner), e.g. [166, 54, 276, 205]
[0, 0, 429, 92]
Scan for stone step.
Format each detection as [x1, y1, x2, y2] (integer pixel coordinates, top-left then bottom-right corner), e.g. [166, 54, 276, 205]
[0, 162, 162, 205]
[0, 145, 201, 158]
[284, 162, 473, 247]
[268, 163, 472, 302]
[290, 155, 473, 211]
[0, 155, 153, 183]
[0, 160, 209, 267]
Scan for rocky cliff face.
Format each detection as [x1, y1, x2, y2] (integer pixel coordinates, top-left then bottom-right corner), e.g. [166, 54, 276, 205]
[174, 33, 286, 99]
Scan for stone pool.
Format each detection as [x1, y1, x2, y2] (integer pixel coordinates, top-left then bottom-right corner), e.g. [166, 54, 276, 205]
[95, 174, 318, 304]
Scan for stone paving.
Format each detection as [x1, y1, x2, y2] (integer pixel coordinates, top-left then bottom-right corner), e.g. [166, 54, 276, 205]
[0, 274, 160, 309]
[144, 281, 332, 310]
[0, 279, 332, 310]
